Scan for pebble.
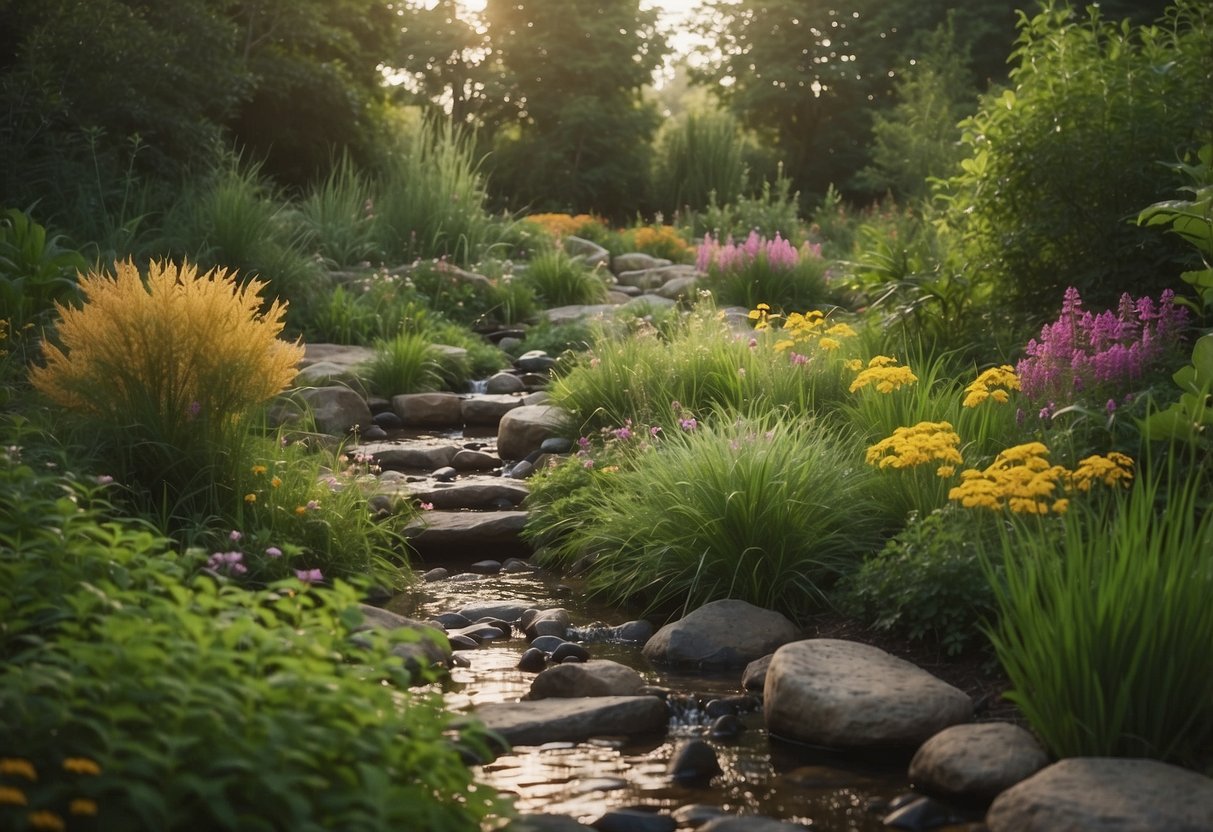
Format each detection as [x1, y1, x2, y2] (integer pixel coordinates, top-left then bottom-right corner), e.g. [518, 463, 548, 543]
[709, 714, 744, 740]
[530, 636, 567, 654]
[433, 466, 457, 482]
[448, 634, 480, 650]
[432, 612, 471, 628]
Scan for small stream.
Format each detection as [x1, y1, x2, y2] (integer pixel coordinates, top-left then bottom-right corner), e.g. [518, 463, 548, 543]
[386, 569, 954, 830]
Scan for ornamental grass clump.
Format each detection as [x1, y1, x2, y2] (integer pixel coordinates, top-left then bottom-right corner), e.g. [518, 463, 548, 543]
[697, 231, 828, 310]
[30, 259, 303, 498]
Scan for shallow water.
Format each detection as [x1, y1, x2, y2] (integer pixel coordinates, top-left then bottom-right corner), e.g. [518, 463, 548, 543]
[391, 569, 982, 830]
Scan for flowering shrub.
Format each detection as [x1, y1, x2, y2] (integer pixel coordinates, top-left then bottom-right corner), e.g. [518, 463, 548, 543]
[524, 213, 604, 239]
[627, 224, 692, 262]
[1016, 287, 1188, 411]
[948, 441, 1133, 515]
[697, 231, 828, 309]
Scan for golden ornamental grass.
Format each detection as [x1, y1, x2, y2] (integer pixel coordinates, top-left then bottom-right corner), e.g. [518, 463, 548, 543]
[30, 260, 302, 440]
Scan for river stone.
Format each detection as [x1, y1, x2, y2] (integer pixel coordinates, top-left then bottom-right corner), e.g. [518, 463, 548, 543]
[433, 465, 457, 482]
[372, 410, 404, 430]
[763, 639, 973, 749]
[486, 371, 526, 394]
[671, 805, 727, 827]
[503, 557, 534, 573]
[531, 635, 567, 654]
[352, 604, 451, 675]
[476, 696, 667, 745]
[525, 608, 572, 640]
[467, 559, 502, 575]
[741, 654, 773, 691]
[615, 268, 668, 291]
[359, 424, 388, 441]
[458, 602, 529, 622]
[528, 660, 646, 699]
[699, 817, 810, 831]
[432, 612, 470, 628]
[668, 738, 721, 782]
[405, 480, 528, 510]
[463, 394, 524, 425]
[497, 405, 570, 461]
[451, 449, 500, 471]
[655, 274, 699, 301]
[910, 722, 1049, 800]
[612, 252, 671, 274]
[296, 386, 372, 436]
[506, 815, 596, 832]
[882, 796, 969, 830]
[518, 648, 547, 673]
[562, 235, 611, 269]
[507, 460, 534, 479]
[404, 510, 528, 549]
[614, 620, 654, 644]
[515, 350, 558, 373]
[551, 642, 591, 663]
[422, 567, 450, 583]
[592, 809, 675, 832]
[522, 391, 551, 405]
[710, 714, 744, 740]
[391, 392, 463, 427]
[372, 445, 458, 471]
[986, 757, 1213, 831]
[540, 436, 574, 454]
[642, 599, 799, 668]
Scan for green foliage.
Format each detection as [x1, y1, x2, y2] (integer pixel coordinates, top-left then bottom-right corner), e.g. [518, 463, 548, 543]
[699, 246, 829, 312]
[982, 467, 1213, 763]
[365, 333, 445, 397]
[500, 320, 594, 359]
[838, 506, 999, 655]
[0, 442, 508, 831]
[652, 109, 748, 214]
[0, 208, 88, 352]
[692, 168, 803, 242]
[297, 153, 380, 268]
[516, 249, 608, 306]
[527, 414, 893, 619]
[939, 0, 1213, 323]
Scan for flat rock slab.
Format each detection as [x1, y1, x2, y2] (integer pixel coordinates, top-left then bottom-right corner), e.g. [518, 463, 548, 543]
[405, 510, 528, 546]
[642, 599, 799, 669]
[300, 343, 377, 369]
[986, 757, 1213, 832]
[476, 695, 667, 746]
[395, 479, 528, 510]
[764, 639, 973, 749]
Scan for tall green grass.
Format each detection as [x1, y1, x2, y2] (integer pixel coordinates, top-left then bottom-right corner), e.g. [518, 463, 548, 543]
[515, 248, 608, 306]
[983, 465, 1213, 763]
[653, 110, 747, 214]
[297, 152, 379, 267]
[365, 333, 444, 397]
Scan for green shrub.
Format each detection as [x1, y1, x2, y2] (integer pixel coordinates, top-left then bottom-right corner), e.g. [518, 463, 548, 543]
[365, 332, 444, 397]
[982, 465, 1213, 763]
[515, 249, 608, 306]
[652, 109, 747, 214]
[692, 167, 803, 243]
[0, 208, 88, 342]
[527, 414, 894, 619]
[838, 506, 1000, 656]
[939, 0, 1213, 324]
[296, 153, 379, 267]
[0, 444, 509, 831]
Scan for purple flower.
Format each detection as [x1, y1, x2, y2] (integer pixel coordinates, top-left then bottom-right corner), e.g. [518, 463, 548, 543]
[613, 425, 633, 441]
[207, 550, 246, 576]
[229, 530, 242, 543]
[265, 546, 282, 559]
[294, 568, 324, 584]
[679, 417, 698, 432]
[95, 475, 114, 485]
[577, 436, 591, 449]
[650, 425, 662, 437]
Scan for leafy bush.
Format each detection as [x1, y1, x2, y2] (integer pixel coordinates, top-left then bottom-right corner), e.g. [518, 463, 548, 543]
[838, 506, 1000, 656]
[29, 260, 303, 500]
[982, 466, 1213, 763]
[296, 153, 379, 267]
[527, 414, 894, 619]
[696, 230, 828, 310]
[515, 249, 608, 306]
[0, 208, 88, 340]
[939, 0, 1213, 323]
[652, 109, 747, 214]
[0, 444, 509, 831]
[692, 167, 803, 243]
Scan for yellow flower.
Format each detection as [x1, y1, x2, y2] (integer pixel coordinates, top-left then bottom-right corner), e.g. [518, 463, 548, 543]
[295, 506, 308, 517]
[963, 365, 1021, 408]
[0, 786, 27, 805]
[27, 811, 66, 832]
[69, 798, 99, 816]
[251, 464, 268, 475]
[0, 759, 36, 780]
[244, 493, 257, 503]
[1069, 452, 1134, 491]
[62, 758, 101, 776]
[866, 421, 963, 475]
[824, 322, 857, 339]
[270, 476, 282, 489]
[849, 358, 918, 394]
[818, 337, 841, 351]
[843, 358, 863, 372]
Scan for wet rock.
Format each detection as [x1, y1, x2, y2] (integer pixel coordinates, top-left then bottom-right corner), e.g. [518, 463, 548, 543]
[986, 757, 1213, 831]
[432, 466, 457, 482]
[372, 410, 404, 430]
[550, 642, 591, 663]
[540, 436, 574, 454]
[448, 633, 480, 650]
[475, 618, 514, 638]
[351, 605, 452, 678]
[468, 559, 502, 575]
[371, 445, 458, 471]
[883, 795, 969, 830]
[522, 391, 551, 405]
[405, 480, 528, 510]
[431, 611, 470, 628]
[422, 567, 450, 583]
[497, 405, 570, 461]
[404, 511, 528, 552]
[359, 424, 388, 441]
[449, 624, 510, 643]
[642, 599, 800, 669]
[668, 738, 721, 783]
[530, 635, 567, 654]
[910, 722, 1049, 801]
[529, 660, 646, 699]
[297, 386, 373, 436]
[391, 392, 464, 427]
[486, 372, 526, 394]
[506, 815, 596, 832]
[764, 639, 973, 749]
[710, 714, 744, 740]
[519, 608, 540, 630]
[614, 619, 654, 644]
[525, 608, 572, 640]
[458, 602, 529, 622]
[475, 695, 668, 746]
[449, 652, 471, 668]
[451, 448, 500, 471]
[518, 647, 548, 673]
[463, 394, 524, 425]
[591, 808, 676, 832]
[741, 654, 773, 691]
[507, 460, 535, 479]
[503, 557, 534, 573]
[699, 817, 810, 831]
[515, 350, 558, 374]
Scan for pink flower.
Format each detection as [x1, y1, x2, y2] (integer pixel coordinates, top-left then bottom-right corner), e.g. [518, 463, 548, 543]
[679, 417, 698, 431]
[95, 475, 114, 485]
[265, 547, 282, 558]
[419, 502, 434, 511]
[229, 530, 242, 543]
[294, 568, 324, 584]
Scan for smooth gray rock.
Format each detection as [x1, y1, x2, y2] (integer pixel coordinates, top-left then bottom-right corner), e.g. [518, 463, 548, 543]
[457, 602, 529, 622]
[372, 410, 404, 430]
[404, 510, 528, 548]
[615, 268, 669, 291]
[655, 274, 699, 301]
[462, 393, 524, 425]
[475, 696, 667, 745]
[518, 648, 547, 673]
[741, 654, 773, 691]
[668, 738, 721, 782]
[700, 817, 810, 831]
[404, 480, 528, 510]
[391, 392, 463, 427]
[432, 465, 457, 482]
[543, 304, 617, 326]
[497, 404, 570, 461]
[515, 350, 558, 373]
[614, 620, 654, 645]
[451, 448, 500, 471]
[551, 642, 591, 663]
[352, 604, 451, 677]
[422, 567, 449, 582]
[612, 252, 671, 274]
[562, 235, 611, 269]
[528, 660, 646, 699]
[910, 722, 1049, 800]
[296, 386, 372, 435]
[986, 757, 1213, 832]
[486, 371, 526, 394]
[530, 635, 567, 654]
[642, 599, 799, 669]
[526, 608, 571, 640]
[370, 444, 458, 471]
[467, 559, 502, 575]
[764, 639, 973, 749]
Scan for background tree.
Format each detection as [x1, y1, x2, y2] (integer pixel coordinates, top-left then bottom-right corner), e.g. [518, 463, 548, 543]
[389, 0, 491, 125]
[481, 0, 667, 219]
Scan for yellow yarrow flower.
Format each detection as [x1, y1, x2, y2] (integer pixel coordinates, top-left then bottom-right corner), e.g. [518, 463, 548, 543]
[27, 811, 66, 832]
[0, 759, 36, 780]
[865, 421, 963, 476]
[949, 443, 1133, 514]
[0, 786, 27, 805]
[251, 464, 268, 475]
[1068, 452, 1134, 491]
[244, 493, 257, 503]
[69, 798, 99, 816]
[849, 357, 918, 394]
[963, 365, 1021, 408]
[62, 758, 101, 776]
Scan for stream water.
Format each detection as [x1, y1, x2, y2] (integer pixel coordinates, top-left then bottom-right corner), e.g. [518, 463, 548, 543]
[386, 569, 963, 831]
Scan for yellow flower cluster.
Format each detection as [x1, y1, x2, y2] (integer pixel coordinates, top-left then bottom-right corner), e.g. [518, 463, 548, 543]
[746, 305, 858, 353]
[865, 421, 963, 477]
[963, 365, 1021, 408]
[630, 225, 691, 260]
[0, 757, 101, 829]
[525, 213, 601, 238]
[849, 356, 918, 394]
[948, 442, 1133, 514]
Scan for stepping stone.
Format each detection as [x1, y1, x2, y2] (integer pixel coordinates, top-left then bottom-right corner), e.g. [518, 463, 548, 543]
[475, 695, 667, 746]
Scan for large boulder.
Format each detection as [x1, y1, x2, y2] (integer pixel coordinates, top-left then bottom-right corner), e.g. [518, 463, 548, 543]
[475, 695, 667, 746]
[462, 394, 524, 425]
[527, 660, 646, 699]
[910, 722, 1049, 800]
[352, 604, 452, 679]
[987, 757, 1213, 831]
[497, 405, 569, 461]
[642, 599, 799, 669]
[763, 639, 973, 749]
[562, 235, 611, 269]
[391, 392, 463, 427]
[612, 252, 671, 274]
[296, 386, 372, 435]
